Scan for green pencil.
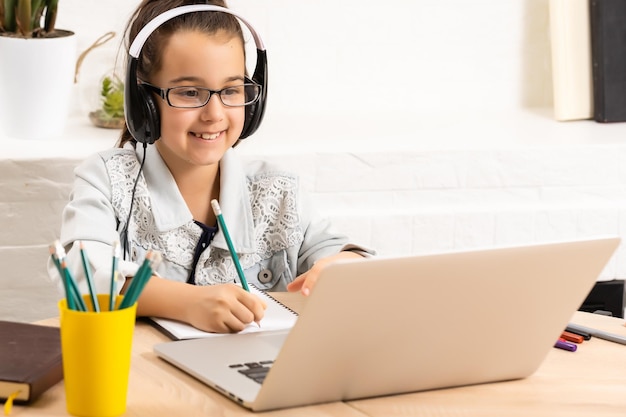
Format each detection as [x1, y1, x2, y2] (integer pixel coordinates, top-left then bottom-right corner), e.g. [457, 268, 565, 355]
[79, 241, 100, 312]
[49, 244, 76, 311]
[210, 199, 250, 292]
[119, 251, 162, 309]
[50, 241, 85, 311]
[61, 260, 87, 311]
[119, 252, 152, 309]
[109, 240, 121, 311]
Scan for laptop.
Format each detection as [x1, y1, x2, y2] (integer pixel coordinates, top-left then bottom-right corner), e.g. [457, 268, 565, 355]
[154, 236, 620, 411]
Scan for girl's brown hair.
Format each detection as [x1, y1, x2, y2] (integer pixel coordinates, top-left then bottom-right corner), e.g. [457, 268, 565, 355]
[118, 0, 244, 147]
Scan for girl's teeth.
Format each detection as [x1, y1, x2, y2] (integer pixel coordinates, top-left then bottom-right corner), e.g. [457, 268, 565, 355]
[195, 132, 219, 140]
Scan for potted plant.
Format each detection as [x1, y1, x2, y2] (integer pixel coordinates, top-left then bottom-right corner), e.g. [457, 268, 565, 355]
[1, 0, 60, 37]
[89, 73, 125, 129]
[0, 0, 76, 139]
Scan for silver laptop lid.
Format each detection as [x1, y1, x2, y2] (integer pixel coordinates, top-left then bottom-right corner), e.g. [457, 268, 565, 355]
[253, 237, 619, 410]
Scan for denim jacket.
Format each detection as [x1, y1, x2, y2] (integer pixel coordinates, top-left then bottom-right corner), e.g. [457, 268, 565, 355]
[48, 145, 373, 296]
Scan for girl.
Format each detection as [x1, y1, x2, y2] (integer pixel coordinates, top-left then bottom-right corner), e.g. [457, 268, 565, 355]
[49, 0, 372, 333]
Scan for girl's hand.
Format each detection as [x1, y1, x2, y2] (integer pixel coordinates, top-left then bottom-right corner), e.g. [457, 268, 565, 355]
[135, 278, 266, 334]
[184, 283, 267, 333]
[286, 251, 363, 296]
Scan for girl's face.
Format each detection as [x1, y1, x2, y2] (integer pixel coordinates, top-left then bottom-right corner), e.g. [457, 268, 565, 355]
[151, 30, 246, 171]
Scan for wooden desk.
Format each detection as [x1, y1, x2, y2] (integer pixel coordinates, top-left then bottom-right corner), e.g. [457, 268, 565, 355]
[14, 292, 362, 417]
[12, 293, 626, 416]
[347, 310, 626, 417]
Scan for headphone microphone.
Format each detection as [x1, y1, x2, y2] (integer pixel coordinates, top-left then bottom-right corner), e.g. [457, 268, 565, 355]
[124, 4, 268, 145]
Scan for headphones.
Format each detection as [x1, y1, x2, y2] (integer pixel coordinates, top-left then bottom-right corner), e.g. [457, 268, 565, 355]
[125, 4, 268, 145]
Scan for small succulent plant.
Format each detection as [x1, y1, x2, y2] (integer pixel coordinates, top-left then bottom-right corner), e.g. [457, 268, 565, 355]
[100, 75, 125, 120]
[89, 74, 125, 129]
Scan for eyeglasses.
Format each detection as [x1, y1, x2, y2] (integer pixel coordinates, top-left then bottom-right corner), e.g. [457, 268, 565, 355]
[141, 82, 261, 108]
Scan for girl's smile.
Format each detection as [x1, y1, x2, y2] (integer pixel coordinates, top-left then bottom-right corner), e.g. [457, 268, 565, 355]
[192, 131, 223, 141]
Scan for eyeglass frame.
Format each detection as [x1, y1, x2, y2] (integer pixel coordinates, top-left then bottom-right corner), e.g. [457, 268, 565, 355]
[139, 81, 262, 108]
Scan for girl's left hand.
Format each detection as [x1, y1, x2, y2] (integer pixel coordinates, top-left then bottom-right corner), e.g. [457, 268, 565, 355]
[286, 251, 363, 296]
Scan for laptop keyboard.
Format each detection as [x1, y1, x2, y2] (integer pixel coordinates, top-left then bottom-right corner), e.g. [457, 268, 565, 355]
[229, 360, 274, 384]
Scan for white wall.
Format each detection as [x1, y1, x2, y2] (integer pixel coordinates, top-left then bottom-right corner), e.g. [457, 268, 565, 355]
[58, 0, 554, 142]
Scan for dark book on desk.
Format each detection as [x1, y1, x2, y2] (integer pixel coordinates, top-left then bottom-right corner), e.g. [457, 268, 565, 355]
[0, 321, 63, 404]
[590, 0, 626, 122]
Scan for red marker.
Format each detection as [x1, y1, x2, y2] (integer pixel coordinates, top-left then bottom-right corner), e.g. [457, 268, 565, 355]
[560, 331, 584, 344]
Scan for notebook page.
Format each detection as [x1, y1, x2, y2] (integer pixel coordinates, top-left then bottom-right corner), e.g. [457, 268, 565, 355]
[148, 286, 298, 340]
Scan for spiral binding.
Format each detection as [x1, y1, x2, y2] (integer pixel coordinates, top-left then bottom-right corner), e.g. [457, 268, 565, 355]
[250, 284, 299, 316]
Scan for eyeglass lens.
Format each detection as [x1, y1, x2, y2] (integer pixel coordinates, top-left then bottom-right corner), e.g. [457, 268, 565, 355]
[167, 84, 260, 108]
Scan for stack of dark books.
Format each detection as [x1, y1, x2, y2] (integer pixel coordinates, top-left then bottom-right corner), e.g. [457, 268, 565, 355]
[590, 0, 626, 122]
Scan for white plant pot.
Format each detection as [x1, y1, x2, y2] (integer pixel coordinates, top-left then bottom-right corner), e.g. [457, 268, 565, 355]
[0, 31, 76, 140]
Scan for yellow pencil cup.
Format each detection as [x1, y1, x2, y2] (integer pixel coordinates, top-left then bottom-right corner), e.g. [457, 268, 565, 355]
[59, 294, 136, 417]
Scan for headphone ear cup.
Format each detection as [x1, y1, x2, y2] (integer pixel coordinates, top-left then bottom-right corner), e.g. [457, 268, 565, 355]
[240, 50, 267, 140]
[125, 57, 160, 145]
[135, 85, 160, 145]
[242, 90, 266, 140]
[241, 94, 259, 140]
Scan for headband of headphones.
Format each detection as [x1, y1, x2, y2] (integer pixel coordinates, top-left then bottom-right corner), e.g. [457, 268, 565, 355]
[125, 4, 268, 144]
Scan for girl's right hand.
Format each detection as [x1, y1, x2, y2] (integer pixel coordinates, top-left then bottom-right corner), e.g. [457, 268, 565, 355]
[134, 277, 266, 334]
[184, 283, 267, 333]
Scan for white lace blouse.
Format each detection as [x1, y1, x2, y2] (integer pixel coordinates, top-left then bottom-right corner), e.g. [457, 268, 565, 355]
[48, 145, 373, 296]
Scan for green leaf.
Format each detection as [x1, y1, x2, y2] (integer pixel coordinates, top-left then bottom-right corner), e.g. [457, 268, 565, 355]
[100, 75, 125, 119]
[16, 0, 31, 35]
[44, 0, 57, 32]
[2, 0, 17, 32]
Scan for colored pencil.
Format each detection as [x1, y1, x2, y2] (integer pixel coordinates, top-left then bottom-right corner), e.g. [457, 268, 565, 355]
[109, 240, 121, 311]
[79, 241, 100, 312]
[120, 251, 162, 309]
[49, 241, 85, 311]
[60, 259, 87, 311]
[210, 199, 250, 292]
[49, 244, 75, 311]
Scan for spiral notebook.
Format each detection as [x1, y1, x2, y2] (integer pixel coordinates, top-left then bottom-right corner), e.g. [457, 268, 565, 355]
[148, 285, 298, 340]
